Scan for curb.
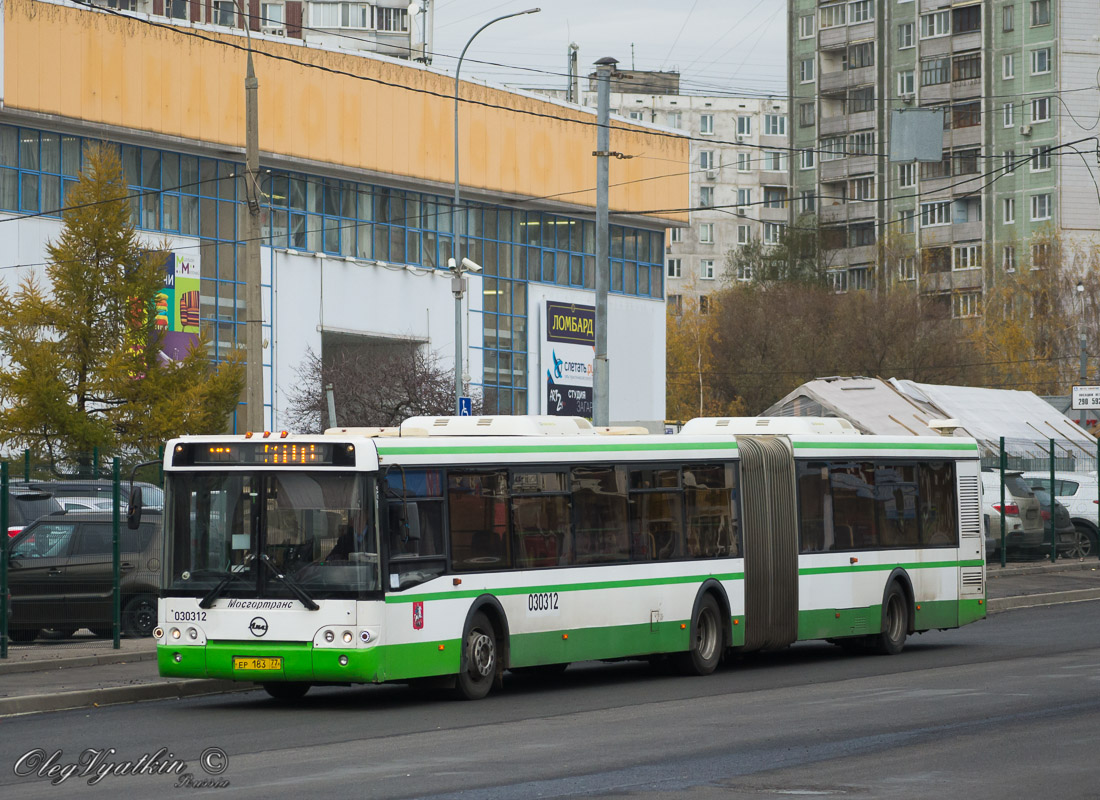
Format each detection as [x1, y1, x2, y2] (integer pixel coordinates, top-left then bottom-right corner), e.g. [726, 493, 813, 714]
[987, 587, 1100, 613]
[0, 679, 256, 717]
[0, 648, 157, 676]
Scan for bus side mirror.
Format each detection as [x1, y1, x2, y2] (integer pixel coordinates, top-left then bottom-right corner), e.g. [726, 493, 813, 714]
[403, 502, 421, 542]
[127, 486, 143, 530]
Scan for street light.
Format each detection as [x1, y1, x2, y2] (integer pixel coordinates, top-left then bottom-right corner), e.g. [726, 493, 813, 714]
[452, 7, 540, 414]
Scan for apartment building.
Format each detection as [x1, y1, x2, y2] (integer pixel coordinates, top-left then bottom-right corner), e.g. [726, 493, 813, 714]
[788, 0, 1100, 317]
[536, 72, 788, 314]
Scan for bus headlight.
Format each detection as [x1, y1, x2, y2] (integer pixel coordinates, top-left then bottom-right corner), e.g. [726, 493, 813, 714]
[188, 628, 199, 640]
[342, 631, 353, 643]
[170, 628, 181, 639]
[324, 630, 335, 643]
[338, 655, 348, 666]
[153, 627, 165, 639]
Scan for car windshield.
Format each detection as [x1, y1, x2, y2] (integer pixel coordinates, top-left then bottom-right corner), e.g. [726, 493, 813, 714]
[164, 472, 380, 600]
[1002, 475, 1035, 498]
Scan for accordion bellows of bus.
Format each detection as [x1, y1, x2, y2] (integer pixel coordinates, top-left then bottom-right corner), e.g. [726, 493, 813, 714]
[152, 415, 985, 701]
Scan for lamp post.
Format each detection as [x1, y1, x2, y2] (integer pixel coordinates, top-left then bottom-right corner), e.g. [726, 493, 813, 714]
[452, 7, 540, 414]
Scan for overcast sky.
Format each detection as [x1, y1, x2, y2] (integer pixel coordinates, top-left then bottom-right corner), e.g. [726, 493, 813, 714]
[426, 0, 788, 98]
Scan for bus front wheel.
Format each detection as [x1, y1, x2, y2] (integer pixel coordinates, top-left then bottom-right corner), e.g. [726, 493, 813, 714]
[674, 594, 723, 676]
[456, 612, 498, 701]
[874, 584, 909, 656]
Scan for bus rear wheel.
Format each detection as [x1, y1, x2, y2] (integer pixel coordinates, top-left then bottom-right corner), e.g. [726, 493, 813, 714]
[674, 594, 723, 676]
[263, 682, 311, 701]
[874, 584, 909, 656]
[456, 612, 498, 700]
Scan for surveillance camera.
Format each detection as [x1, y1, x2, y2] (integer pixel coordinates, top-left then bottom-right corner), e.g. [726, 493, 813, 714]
[461, 257, 483, 273]
[447, 257, 457, 270]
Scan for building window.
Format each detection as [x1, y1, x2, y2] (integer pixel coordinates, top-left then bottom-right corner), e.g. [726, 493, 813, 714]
[953, 292, 981, 319]
[799, 14, 815, 38]
[828, 269, 849, 293]
[920, 10, 950, 38]
[921, 153, 951, 180]
[627, 110, 645, 121]
[1003, 53, 1015, 79]
[1031, 48, 1051, 75]
[667, 111, 682, 129]
[921, 201, 950, 226]
[952, 5, 980, 33]
[262, 2, 285, 24]
[849, 266, 871, 291]
[847, 132, 874, 156]
[764, 115, 786, 136]
[953, 244, 981, 270]
[699, 295, 710, 315]
[800, 150, 815, 170]
[668, 294, 683, 315]
[799, 191, 817, 214]
[737, 225, 750, 245]
[763, 151, 787, 171]
[700, 150, 715, 171]
[951, 102, 981, 129]
[700, 114, 714, 135]
[737, 152, 751, 172]
[736, 188, 752, 213]
[799, 59, 815, 83]
[897, 70, 915, 96]
[799, 102, 816, 127]
[376, 6, 409, 31]
[820, 3, 846, 29]
[764, 187, 788, 208]
[214, 0, 236, 26]
[700, 259, 716, 280]
[1030, 0, 1050, 26]
[898, 22, 914, 49]
[898, 209, 915, 234]
[953, 53, 981, 82]
[1032, 242, 1051, 267]
[667, 258, 682, 278]
[847, 42, 874, 70]
[849, 224, 875, 247]
[699, 186, 714, 208]
[737, 116, 752, 136]
[669, 227, 682, 243]
[849, 87, 874, 113]
[167, 0, 187, 19]
[849, 1, 873, 23]
[1031, 193, 1051, 220]
[921, 57, 950, 86]
[898, 256, 916, 281]
[848, 176, 874, 201]
[763, 223, 782, 245]
[1003, 5, 1014, 31]
[954, 148, 979, 176]
[1004, 149, 1018, 173]
[1003, 245, 1016, 271]
[820, 137, 845, 160]
[898, 163, 915, 188]
[736, 262, 752, 282]
[1031, 97, 1051, 122]
[1030, 146, 1051, 171]
[1004, 197, 1015, 223]
[1003, 103, 1014, 127]
[699, 223, 714, 243]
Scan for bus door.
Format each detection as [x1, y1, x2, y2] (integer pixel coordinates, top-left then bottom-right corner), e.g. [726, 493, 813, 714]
[736, 435, 799, 651]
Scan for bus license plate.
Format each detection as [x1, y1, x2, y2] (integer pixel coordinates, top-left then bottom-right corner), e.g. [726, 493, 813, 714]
[233, 656, 282, 671]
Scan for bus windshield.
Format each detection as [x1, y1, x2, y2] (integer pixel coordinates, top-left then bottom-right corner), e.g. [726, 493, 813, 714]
[164, 472, 380, 600]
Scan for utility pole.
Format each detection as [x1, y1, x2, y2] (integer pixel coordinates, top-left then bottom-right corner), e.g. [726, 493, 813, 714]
[241, 13, 264, 433]
[593, 56, 616, 428]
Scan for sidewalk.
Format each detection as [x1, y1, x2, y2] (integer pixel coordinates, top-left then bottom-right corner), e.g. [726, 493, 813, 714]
[2, 558, 1099, 717]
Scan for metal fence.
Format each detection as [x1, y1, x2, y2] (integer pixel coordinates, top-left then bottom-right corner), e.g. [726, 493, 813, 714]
[1, 451, 163, 658]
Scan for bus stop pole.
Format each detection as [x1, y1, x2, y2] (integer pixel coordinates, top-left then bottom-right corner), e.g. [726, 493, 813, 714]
[999, 437, 1006, 568]
[1049, 438, 1057, 563]
[113, 457, 121, 649]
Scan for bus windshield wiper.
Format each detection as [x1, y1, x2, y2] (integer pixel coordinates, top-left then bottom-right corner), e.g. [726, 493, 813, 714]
[258, 554, 320, 610]
[198, 555, 254, 609]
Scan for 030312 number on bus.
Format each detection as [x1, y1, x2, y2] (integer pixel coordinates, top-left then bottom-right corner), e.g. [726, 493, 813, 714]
[526, 592, 560, 617]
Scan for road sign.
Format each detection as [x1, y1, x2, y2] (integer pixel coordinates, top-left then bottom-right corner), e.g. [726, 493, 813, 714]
[1071, 386, 1100, 410]
[458, 396, 472, 416]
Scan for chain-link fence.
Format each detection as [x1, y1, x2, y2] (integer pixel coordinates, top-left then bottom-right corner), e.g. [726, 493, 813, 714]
[1, 451, 163, 658]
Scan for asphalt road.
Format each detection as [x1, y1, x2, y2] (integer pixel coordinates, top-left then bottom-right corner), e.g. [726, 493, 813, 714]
[2, 601, 1100, 799]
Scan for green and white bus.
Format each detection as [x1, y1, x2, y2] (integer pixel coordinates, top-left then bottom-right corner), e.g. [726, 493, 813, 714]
[153, 415, 986, 700]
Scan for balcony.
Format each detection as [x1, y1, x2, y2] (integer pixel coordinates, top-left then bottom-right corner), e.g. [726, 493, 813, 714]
[847, 22, 874, 41]
[920, 176, 953, 198]
[820, 70, 846, 93]
[953, 32, 981, 53]
[921, 83, 952, 104]
[846, 66, 874, 87]
[759, 205, 789, 222]
[847, 110, 874, 131]
[819, 115, 849, 136]
[951, 221, 983, 241]
[953, 77, 981, 98]
[819, 25, 848, 51]
[835, 245, 877, 266]
[920, 271, 954, 294]
[949, 124, 981, 148]
[848, 201, 877, 221]
[920, 225, 956, 246]
[820, 158, 849, 182]
[820, 203, 848, 224]
[848, 155, 876, 175]
[921, 37, 951, 58]
[950, 268, 983, 290]
[920, 0, 950, 11]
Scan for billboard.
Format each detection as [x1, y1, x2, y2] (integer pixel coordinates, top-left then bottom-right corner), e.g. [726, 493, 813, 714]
[543, 301, 594, 418]
[156, 253, 201, 362]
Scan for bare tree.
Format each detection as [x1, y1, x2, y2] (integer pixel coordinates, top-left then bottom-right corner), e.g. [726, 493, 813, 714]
[284, 340, 462, 432]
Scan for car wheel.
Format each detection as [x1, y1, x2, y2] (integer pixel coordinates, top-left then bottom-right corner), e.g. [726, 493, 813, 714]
[1062, 526, 1096, 559]
[8, 629, 40, 644]
[455, 612, 498, 701]
[122, 594, 157, 638]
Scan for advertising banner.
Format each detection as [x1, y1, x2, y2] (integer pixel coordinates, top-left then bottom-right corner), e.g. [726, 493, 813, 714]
[543, 301, 594, 418]
[157, 253, 201, 362]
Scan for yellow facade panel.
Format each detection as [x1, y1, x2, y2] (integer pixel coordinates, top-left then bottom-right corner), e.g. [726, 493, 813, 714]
[5, 0, 687, 223]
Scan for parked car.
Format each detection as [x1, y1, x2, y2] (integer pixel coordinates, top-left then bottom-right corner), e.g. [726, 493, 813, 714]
[981, 470, 1045, 558]
[55, 497, 115, 513]
[1021, 471, 1098, 559]
[15, 480, 164, 512]
[6, 488, 65, 537]
[1030, 488, 1079, 556]
[6, 513, 161, 642]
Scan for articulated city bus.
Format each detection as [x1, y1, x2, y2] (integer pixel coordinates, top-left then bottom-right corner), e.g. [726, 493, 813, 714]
[152, 416, 985, 700]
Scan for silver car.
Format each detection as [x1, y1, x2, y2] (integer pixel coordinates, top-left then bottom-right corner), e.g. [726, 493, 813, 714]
[982, 471, 1044, 557]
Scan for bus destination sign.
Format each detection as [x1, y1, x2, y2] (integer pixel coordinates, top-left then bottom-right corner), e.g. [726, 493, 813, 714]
[174, 442, 355, 467]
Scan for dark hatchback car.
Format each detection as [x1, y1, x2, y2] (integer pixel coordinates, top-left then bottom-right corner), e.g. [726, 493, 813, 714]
[6, 489, 66, 536]
[6, 513, 161, 642]
[16, 480, 164, 511]
[1031, 488, 1079, 556]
